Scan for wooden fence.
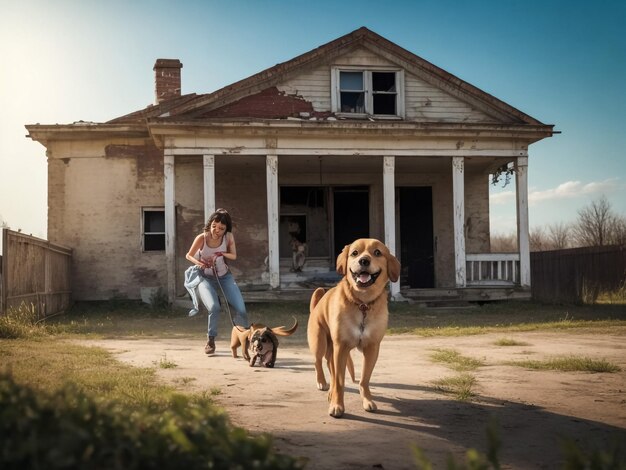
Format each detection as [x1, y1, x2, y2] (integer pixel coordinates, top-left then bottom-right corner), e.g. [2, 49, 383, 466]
[531, 245, 626, 303]
[0, 229, 72, 317]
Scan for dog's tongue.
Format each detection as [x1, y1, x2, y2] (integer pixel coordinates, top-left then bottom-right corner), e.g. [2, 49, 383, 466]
[358, 273, 372, 284]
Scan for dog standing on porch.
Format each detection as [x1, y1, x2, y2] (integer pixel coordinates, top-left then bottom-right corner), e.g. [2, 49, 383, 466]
[307, 238, 400, 418]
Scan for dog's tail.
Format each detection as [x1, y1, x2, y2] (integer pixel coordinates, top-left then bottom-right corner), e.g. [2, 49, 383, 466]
[271, 316, 299, 336]
[310, 287, 326, 313]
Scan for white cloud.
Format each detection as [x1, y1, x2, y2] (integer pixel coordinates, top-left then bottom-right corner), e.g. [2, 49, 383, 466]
[528, 178, 620, 205]
[491, 178, 622, 207]
[489, 190, 515, 205]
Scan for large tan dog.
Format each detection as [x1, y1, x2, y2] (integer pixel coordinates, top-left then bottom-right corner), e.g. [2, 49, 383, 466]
[230, 319, 298, 367]
[308, 238, 400, 418]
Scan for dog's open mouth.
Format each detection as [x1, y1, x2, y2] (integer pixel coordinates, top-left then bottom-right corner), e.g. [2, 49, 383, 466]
[350, 269, 381, 288]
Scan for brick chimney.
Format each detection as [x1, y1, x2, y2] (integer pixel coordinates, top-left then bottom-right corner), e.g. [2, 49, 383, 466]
[153, 59, 183, 104]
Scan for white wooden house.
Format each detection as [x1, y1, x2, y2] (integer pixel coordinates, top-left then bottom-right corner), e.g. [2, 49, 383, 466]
[26, 27, 555, 304]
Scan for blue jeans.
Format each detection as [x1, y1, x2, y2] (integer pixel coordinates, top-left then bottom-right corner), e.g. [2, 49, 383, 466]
[197, 271, 248, 338]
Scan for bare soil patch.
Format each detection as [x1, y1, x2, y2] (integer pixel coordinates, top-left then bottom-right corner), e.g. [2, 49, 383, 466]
[81, 331, 626, 469]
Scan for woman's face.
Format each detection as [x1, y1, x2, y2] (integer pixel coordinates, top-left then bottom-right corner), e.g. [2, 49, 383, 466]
[210, 221, 227, 239]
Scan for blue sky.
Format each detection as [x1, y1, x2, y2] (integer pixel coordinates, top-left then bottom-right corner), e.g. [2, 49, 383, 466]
[1, 0, 625, 244]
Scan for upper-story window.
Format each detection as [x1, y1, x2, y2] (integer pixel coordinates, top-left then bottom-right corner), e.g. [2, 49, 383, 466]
[332, 67, 404, 118]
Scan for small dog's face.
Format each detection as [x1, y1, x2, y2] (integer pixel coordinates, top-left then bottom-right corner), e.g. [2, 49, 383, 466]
[336, 238, 401, 294]
[248, 327, 277, 367]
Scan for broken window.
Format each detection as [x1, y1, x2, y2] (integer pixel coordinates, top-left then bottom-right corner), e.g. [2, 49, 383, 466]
[334, 68, 402, 117]
[142, 208, 165, 251]
[372, 72, 397, 115]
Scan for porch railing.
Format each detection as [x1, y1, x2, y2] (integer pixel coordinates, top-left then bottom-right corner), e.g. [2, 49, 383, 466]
[466, 253, 520, 286]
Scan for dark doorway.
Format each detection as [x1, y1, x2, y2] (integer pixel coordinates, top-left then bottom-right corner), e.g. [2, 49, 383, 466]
[333, 187, 369, 257]
[399, 187, 434, 288]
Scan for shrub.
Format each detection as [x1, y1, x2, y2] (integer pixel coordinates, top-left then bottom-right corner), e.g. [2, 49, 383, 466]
[0, 373, 303, 469]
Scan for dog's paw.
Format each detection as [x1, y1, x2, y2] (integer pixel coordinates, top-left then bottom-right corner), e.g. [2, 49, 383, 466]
[317, 382, 329, 391]
[328, 403, 345, 418]
[362, 398, 378, 413]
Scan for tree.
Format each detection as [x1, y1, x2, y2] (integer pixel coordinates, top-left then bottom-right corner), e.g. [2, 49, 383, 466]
[609, 216, 626, 246]
[491, 232, 517, 252]
[529, 227, 549, 252]
[571, 195, 616, 247]
[547, 222, 570, 250]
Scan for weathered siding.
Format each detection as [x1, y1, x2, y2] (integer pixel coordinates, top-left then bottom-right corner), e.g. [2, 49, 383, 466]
[334, 46, 396, 67]
[405, 73, 497, 123]
[276, 46, 496, 123]
[47, 139, 166, 301]
[278, 67, 331, 112]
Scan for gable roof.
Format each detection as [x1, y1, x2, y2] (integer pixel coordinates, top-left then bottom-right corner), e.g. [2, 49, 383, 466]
[109, 27, 548, 126]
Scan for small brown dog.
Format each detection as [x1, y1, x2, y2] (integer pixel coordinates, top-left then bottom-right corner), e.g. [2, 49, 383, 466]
[308, 238, 400, 418]
[231, 319, 298, 368]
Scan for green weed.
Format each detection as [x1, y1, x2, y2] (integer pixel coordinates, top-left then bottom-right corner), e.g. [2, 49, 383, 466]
[493, 338, 529, 347]
[430, 348, 484, 371]
[507, 356, 621, 373]
[431, 373, 477, 401]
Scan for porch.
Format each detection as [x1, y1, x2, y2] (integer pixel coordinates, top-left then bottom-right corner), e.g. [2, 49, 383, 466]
[236, 252, 529, 305]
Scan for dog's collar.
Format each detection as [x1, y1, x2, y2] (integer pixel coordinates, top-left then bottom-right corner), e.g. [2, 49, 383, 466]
[343, 278, 384, 316]
[357, 303, 370, 314]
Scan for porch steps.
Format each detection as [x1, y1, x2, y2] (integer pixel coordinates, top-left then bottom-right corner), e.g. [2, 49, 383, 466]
[402, 286, 531, 306]
[401, 288, 473, 308]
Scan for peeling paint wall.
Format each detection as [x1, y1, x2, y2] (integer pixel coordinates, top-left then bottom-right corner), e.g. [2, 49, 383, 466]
[47, 139, 166, 300]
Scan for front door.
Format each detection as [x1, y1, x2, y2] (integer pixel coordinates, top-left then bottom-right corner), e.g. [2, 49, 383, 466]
[399, 187, 434, 288]
[333, 187, 369, 258]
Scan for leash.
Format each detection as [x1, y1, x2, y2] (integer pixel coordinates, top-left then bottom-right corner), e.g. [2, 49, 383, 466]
[211, 263, 246, 332]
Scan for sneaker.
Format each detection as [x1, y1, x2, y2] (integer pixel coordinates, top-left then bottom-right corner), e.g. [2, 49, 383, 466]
[204, 336, 216, 355]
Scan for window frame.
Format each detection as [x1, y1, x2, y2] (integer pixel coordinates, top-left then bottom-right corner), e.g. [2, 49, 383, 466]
[331, 66, 405, 119]
[141, 207, 165, 252]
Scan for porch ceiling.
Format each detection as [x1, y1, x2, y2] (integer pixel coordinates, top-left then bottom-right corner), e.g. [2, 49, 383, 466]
[184, 153, 508, 174]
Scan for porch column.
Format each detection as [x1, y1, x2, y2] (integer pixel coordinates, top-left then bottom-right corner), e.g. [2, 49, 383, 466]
[452, 156, 466, 287]
[383, 156, 400, 298]
[164, 151, 176, 302]
[516, 156, 531, 287]
[266, 154, 280, 288]
[203, 154, 216, 221]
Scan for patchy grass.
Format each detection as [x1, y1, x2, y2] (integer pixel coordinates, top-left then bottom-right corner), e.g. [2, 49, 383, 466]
[388, 300, 626, 337]
[429, 348, 483, 402]
[493, 338, 530, 347]
[507, 356, 621, 373]
[156, 353, 178, 369]
[430, 348, 484, 371]
[0, 339, 189, 408]
[42, 299, 626, 344]
[432, 373, 477, 401]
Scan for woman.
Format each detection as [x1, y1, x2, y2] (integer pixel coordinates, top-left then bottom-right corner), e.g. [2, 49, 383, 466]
[185, 208, 249, 355]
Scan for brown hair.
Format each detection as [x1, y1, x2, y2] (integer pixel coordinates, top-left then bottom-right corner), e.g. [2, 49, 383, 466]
[203, 208, 232, 233]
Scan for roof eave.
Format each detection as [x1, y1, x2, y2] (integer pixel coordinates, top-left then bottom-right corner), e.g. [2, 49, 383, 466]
[26, 123, 150, 146]
[146, 118, 555, 147]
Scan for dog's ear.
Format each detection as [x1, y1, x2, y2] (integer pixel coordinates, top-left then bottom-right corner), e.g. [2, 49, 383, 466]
[386, 251, 401, 283]
[336, 244, 350, 275]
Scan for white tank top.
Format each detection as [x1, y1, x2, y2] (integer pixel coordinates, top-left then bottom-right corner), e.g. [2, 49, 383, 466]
[198, 233, 229, 277]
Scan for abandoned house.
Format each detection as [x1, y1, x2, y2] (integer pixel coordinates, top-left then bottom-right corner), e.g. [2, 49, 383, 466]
[26, 27, 555, 305]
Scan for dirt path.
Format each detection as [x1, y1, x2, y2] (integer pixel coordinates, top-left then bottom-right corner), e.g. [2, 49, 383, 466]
[81, 332, 626, 469]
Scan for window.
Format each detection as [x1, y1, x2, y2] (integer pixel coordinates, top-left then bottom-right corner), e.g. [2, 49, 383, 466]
[332, 68, 404, 118]
[142, 208, 165, 251]
[339, 71, 365, 113]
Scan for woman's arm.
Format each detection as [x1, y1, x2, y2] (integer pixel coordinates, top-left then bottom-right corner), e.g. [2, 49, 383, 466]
[221, 232, 237, 261]
[185, 234, 207, 267]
